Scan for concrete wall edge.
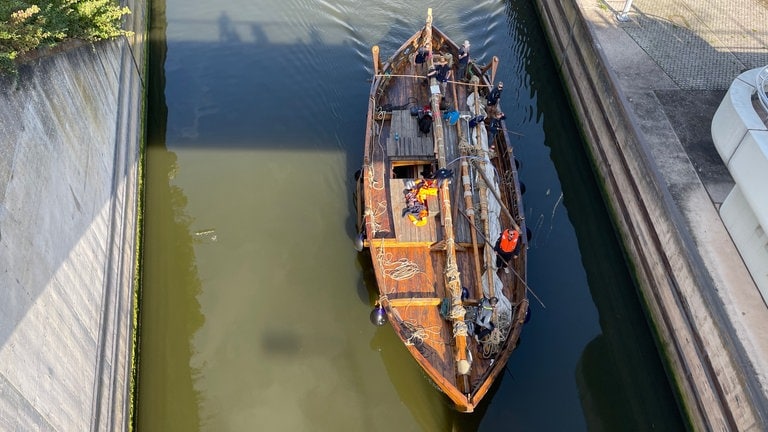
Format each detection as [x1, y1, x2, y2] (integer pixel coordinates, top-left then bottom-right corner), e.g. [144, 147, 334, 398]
[532, 0, 768, 429]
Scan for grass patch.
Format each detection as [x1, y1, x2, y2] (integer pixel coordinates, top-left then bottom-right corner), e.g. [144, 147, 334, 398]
[129, 116, 146, 432]
[0, 0, 132, 74]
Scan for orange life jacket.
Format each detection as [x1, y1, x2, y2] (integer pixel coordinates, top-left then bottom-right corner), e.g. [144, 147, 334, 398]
[416, 186, 437, 203]
[499, 229, 519, 253]
[407, 211, 429, 226]
[415, 179, 438, 203]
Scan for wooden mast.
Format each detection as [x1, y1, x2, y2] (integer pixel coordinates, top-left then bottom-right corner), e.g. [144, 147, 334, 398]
[424, 9, 472, 399]
[452, 86, 484, 299]
[372, 46, 380, 77]
[461, 159, 484, 300]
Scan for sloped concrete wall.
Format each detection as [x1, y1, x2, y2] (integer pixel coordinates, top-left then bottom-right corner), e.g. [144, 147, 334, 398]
[0, 1, 146, 430]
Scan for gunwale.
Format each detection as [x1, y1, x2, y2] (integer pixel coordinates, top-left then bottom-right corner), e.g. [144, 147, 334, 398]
[356, 9, 529, 413]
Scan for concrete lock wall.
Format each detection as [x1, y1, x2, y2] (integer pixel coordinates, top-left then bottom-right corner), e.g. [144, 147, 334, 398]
[0, 0, 147, 429]
[532, 0, 767, 430]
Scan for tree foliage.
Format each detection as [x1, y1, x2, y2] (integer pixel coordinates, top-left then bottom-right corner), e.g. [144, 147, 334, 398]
[0, 0, 132, 73]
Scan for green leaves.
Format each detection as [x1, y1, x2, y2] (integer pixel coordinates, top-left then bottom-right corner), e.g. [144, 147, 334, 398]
[0, 0, 131, 73]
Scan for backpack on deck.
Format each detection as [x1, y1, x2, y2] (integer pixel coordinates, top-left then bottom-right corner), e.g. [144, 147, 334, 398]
[418, 114, 432, 134]
[415, 47, 428, 64]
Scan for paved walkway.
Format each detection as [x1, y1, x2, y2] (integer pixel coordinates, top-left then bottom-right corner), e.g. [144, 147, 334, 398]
[571, 0, 768, 427]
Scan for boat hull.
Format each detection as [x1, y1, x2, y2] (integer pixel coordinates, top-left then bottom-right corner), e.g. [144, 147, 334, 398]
[357, 9, 528, 413]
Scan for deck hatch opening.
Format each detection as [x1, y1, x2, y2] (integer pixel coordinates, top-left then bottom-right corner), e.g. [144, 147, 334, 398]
[391, 161, 436, 179]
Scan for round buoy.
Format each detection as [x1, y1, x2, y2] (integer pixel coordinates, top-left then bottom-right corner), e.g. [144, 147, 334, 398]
[526, 227, 532, 242]
[515, 158, 521, 170]
[354, 232, 364, 252]
[519, 182, 526, 195]
[370, 305, 387, 326]
[524, 307, 531, 324]
[354, 169, 361, 181]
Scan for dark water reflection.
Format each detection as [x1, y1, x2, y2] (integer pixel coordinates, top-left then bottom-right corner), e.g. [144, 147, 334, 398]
[136, 0, 685, 430]
[499, 1, 685, 430]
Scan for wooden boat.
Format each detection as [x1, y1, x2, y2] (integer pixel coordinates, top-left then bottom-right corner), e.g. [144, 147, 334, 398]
[354, 9, 530, 413]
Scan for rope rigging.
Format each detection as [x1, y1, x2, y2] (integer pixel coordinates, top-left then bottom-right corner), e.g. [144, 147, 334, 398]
[402, 320, 442, 346]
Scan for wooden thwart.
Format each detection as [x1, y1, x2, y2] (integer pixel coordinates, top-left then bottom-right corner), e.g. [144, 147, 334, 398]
[365, 240, 436, 248]
[388, 297, 443, 307]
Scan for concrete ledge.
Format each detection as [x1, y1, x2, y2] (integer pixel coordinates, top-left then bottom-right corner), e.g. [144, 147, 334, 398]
[533, 0, 768, 429]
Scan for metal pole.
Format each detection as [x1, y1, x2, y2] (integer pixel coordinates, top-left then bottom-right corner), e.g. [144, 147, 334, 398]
[616, 0, 633, 22]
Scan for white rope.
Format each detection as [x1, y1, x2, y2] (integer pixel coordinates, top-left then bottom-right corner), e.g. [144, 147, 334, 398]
[453, 321, 469, 338]
[402, 320, 441, 346]
[448, 302, 466, 320]
[384, 258, 422, 280]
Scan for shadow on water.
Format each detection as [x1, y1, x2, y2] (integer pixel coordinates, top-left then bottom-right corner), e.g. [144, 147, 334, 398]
[161, 11, 388, 251]
[158, 20, 369, 153]
[355, 250, 377, 307]
[135, 0, 204, 429]
[217, 12, 241, 44]
[366, 283, 496, 432]
[136, 147, 206, 431]
[368, 324, 456, 430]
[504, 0, 686, 430]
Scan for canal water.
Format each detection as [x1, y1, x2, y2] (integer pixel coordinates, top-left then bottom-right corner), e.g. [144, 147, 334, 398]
[136, 0, 686, 431]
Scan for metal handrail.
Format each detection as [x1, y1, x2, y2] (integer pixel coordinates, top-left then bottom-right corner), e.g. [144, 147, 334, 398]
[758, 65, 768, 115]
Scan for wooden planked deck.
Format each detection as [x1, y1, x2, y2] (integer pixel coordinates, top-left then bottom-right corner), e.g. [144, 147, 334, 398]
[389, 178, 441, 244]
[371, 66, 499, 253]
[387, 110, 434, 159]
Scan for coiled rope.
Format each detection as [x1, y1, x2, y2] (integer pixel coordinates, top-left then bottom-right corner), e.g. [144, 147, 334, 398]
[375, 245, 422, 293]
[364, 200, 389, 237]
[480, 310, 511, 357]
[383, 257, 422, 281]
[402, 321, 441, 346]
